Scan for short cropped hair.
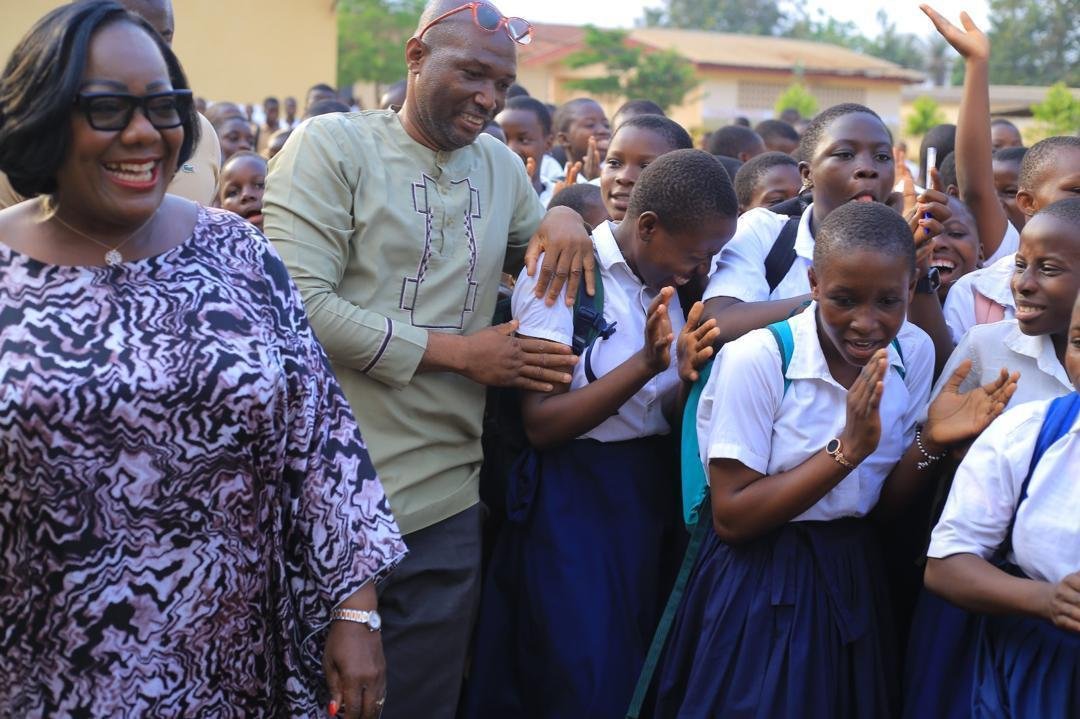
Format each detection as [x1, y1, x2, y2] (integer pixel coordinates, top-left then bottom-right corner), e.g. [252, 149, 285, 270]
[1019, 136, 1080, 190]
[553, 98, 601, 134]
[612, 114, 693, 153]
[715, 155, 743, 184]
[614, 99, 665, 121]
[305, 99, 350, 118]
[625, 149, 738, 234]
[505, 96, 552, 136]
[222, 150, 267, 173]
[939, 151, 957, 190]
[1033, 196, 1080, 228]
[755, 119, 799, 145]
[547, 182, 602, 214]
[706, 125, 764, 158]
[507, 83, 530, 99]
[993, 146, 1028, 165]
[990, 117, 1020, 131]
[797, 103, 888, 164]
[814, 201, 915, 276]
[0, 0, 198, 198]
[919, 123, 956, 180]
[734, 151, 799, 209]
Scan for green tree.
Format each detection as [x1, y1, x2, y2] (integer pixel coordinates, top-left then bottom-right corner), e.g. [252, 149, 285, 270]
[337, 0, 425, 92]
[774, 82, 818, 117]
[905, 95, 947, 137]
[985, 0, 1080, 86]
[860, 10, 923, 70]
[642, 0, 783, 36]
[1031, 83, 1080, 137]
[565, 26, 698, 113]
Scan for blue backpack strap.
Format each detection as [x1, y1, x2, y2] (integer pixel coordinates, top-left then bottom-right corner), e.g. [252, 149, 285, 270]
[1000, 393, 1080, 558]
[679, 359, 715, 527]
[766, 319, 795, 395]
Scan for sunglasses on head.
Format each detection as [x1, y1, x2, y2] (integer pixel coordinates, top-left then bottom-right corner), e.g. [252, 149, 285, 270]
[74, 89, 193, 132]
[417, 2, 532, 46]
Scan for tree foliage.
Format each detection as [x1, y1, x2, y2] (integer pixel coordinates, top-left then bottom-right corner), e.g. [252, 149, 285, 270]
[1030, 83, 1080, 138]
[984, 0, 1080, 86]
[337, 0, 424, 90]
[564, 27, 698, 113]
[642, 0, 783, 36]
[774, 83, 818, 118]
[905, 95, 947, 137]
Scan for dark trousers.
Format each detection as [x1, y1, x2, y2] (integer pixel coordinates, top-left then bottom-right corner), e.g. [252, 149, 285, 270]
[377, 504, 482, 719]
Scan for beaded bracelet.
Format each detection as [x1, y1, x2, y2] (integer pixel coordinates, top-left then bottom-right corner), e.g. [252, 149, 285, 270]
[915, 425, 947, 470]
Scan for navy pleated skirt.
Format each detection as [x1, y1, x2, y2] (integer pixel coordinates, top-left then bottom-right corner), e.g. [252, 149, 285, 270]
[973, 604, 1080, 718]
[902, 588, 978, 719]
[652, 518, 897, 719]
[462, 435, 684, 719]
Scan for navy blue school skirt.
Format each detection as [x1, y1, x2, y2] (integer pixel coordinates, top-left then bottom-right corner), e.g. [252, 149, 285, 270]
[652, 518, 897, 719]
[902, 588, 978, 719]
[462, 435, 684, 719]
[973, 599, 1080, 718]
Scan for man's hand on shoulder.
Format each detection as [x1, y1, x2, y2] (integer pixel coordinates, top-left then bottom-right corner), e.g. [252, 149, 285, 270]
[524, 206, 596, 307]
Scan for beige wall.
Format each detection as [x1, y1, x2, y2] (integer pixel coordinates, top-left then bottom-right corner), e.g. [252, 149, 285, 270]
[0, 0, 337, 108]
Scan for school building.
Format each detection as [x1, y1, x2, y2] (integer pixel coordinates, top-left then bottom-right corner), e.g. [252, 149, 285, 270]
[516, 24, 925, 136]
[0, 0, 338, 109]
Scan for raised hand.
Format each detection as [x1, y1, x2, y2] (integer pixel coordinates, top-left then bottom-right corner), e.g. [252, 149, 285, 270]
[582, 135, 602, 181]
[924, 361, 1019, 448]
[905, 166, 951, 248]
[640, 287, 675, 375]
[677, 300, 720, 383]
[526, 156, 537, 181]
[839, 349, 887, 464]
[460, 320, 578, 391]
[921, 5, 990, 62]
[1045, 571, 1080, 635]
[550, 161, 582, 197]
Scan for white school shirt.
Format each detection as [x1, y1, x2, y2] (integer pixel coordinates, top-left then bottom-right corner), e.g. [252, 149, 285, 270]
[943, 252, 1016, 343]
[512, 220, 685, 442]
[928, 398, 1080, 584]
[539, 154, 564, 186]
[703, 204, 814, 303]
[696, 304, 934, 521]
[933, 319, 1071, 409]
[984, 220, 1021, 266]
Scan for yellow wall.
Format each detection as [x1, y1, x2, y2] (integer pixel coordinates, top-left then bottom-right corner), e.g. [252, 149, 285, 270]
[0, 0, 337, 107]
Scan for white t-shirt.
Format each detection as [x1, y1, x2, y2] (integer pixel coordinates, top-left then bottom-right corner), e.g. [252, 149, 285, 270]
[512, 220, 684, 442]
[943, 252, 1017, 344]
[703, 204, 813, 303]
[696, 304, 934, 521]
[929, 397, 1080, 584]
[933, 319, 1072, 409]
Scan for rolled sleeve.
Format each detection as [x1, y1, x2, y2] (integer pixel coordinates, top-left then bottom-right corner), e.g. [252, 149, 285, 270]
[263, 117, 427, 390]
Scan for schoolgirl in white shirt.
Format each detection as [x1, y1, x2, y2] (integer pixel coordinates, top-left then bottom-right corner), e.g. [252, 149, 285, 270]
[652, 201, 1014, 718]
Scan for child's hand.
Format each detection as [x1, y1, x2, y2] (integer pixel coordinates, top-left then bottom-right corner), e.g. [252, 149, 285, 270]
[1044, 571, 1080, 635]
[905, 168, 951, 253]
[921, 5, 990, 63]
[526, 156, 537, 181]
[893, 146, 914, 185]
[677, 301, 720, 383]
[924, 361, 1019, 448]
[640, 287, 675, 375]
[839, 349, 887, 464]
[582, 135, 602, 181]
[551, 161, 581, 196]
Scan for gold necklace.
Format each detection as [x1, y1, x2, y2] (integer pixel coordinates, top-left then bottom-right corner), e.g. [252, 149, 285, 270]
[46, 201, 159, 266]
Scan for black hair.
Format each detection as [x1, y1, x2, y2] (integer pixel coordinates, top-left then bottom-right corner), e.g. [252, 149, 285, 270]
[939, 151, 958, 190]
[263, 96, 279, 106]
[715, 155, 743, 185]
[625, 149, 738, 234]
[614, 99, 665, 122]
[507, 83, 530, 99]
[919, 123, 956, 180]
[796, 103, 888, 164]
[993, 145, 1028, 166]
[733, 116, 751, 127]
[308, 83, 335, 95]
[1032, 195, 1080, 229]
[553, 97, 603, 134]
[504, 95, 552, 136]
[0, 0, 198, 198]
[755, 119, 799, 145]
[990, 117, 1020, 131]
[814, 201, 915, 275]
[305, 99, 350, 118]
[612, 114, 693, 153]
[706, 125, 764, 158]
[547, 182, 603, 214]
[1019, 136, 1080, 190]
[733, 151, 799, 209]
[222, 150, 267, 173]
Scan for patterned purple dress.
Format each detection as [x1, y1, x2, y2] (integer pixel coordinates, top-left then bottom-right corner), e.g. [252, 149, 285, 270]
[0, 207, 407, 717]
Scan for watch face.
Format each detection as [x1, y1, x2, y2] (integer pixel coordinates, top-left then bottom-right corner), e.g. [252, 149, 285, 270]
[825, 438, 840, 454]
[368, 611, 382, 631]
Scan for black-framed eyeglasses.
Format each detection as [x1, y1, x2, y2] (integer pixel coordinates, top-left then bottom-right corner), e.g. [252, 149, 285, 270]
[74, 90, 193, 131]
[416, 2, 532, 46]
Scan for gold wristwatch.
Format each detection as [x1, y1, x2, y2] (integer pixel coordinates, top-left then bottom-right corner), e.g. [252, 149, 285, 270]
[825, 437, 855, 469]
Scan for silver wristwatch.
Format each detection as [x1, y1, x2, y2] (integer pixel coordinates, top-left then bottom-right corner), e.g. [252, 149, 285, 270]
[331, 608, 383, 632]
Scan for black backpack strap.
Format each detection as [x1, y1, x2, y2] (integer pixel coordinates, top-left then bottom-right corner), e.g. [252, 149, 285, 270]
[763, 216, 801, 294]
[571, 262, 615, 356]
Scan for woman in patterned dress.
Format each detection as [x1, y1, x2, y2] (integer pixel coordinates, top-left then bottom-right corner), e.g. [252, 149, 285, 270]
[0, 3, 406, 717]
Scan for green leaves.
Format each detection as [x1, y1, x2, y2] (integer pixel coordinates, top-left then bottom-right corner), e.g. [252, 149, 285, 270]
[337, 0, 425, 89]
[1031, 83, 1080, 138]
[905, 96, 947, 137]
